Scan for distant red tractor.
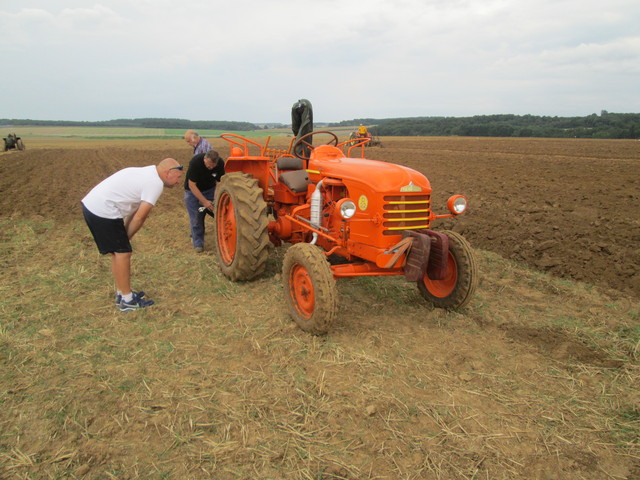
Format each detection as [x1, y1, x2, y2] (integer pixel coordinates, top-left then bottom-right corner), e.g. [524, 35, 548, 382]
[214, 116, 477, 334]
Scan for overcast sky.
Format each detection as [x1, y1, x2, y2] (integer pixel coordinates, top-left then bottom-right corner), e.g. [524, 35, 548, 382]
[1, 0, 638, 123]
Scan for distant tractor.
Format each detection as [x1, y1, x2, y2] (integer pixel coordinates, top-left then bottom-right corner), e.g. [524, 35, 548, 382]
[3, 133, 25, 152]
[213, 102, 477, 334]
[349, 129, 382, 147]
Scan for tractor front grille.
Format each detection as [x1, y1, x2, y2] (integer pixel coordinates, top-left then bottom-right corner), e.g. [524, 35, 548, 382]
[382, 194, 431, 235]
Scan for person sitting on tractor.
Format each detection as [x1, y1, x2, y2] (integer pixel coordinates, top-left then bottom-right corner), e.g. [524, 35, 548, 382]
[357, 124, 368, 138]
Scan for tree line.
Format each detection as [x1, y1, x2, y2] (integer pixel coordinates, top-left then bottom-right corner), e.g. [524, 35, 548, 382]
[330, 112, 640, 139]
[4, 112, 639, 139]
[0, 118, 257, 131]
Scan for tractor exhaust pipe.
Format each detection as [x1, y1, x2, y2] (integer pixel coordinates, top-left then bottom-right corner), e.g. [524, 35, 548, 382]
[310, 180, 323, 245]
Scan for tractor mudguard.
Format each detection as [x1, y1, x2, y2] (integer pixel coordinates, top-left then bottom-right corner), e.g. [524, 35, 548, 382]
[402, 231, 431, 282]
[423, 230, 449, 280]
[402, 229, 450, 281]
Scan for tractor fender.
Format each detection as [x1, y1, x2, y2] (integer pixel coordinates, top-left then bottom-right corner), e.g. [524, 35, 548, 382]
[402, 231, 430, 282]
[402, 229, 450, 281]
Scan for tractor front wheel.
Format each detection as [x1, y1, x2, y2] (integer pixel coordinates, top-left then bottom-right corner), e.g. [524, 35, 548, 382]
[417, 230, 478, 309]
[283, 243, 337, 335]
[214, 173, 270, 281]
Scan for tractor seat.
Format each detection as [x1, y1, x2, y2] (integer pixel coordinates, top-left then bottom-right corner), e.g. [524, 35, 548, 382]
[279, 170, 309, 193]
[276, 156, 304, 170]
[277, 155, 308, 193]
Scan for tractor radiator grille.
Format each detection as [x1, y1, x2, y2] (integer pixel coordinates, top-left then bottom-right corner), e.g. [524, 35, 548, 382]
[382, 194, 431, 235]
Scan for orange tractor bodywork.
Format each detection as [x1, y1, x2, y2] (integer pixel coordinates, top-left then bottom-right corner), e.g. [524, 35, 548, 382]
[215, 131, 477, 334]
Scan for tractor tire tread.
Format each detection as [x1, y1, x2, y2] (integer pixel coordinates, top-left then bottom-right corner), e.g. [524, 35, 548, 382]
[214, 173, 270, 281]
[283, 243, 337, 335]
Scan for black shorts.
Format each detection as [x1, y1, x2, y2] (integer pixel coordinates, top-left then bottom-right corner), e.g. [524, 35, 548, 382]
[82, 203, 132, 255]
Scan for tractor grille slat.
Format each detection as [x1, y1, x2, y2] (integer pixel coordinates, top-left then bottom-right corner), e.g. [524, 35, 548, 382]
[382, 194, 431, 235]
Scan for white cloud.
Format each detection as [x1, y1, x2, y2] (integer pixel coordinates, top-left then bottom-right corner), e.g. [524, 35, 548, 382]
[0, 0, 638, 121]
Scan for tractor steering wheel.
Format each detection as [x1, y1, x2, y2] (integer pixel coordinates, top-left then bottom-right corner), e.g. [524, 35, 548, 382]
[292, 131, 339, 160]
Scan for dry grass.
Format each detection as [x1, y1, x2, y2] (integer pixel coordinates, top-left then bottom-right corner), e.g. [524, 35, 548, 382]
[0, 137, 639, 479]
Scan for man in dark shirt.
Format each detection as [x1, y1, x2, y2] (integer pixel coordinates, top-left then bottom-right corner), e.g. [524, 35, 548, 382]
[184, 149, 225, 252]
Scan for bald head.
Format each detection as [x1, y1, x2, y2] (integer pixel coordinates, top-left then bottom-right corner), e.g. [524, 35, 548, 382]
[157, 158, 183, 188]
[158, 157, 180, 171]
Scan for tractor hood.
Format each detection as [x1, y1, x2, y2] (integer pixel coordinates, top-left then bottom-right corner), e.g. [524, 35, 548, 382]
[308, 146, 431, 194]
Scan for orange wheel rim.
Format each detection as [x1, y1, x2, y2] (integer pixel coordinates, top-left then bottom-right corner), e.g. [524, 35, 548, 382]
[216, 192, 237, 265]
[289, 264, 315, 318]
[423, 253, 457, 298]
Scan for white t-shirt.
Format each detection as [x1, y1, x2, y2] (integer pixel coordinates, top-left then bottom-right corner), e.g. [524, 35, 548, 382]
[82, 166, 164, 219]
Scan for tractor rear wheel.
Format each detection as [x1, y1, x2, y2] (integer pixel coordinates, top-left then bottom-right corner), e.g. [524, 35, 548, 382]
[417, 230, 478, 309]
[214, 173, 270, 281]
[16, 140, 25, 151]
[283, 243, 337, 335]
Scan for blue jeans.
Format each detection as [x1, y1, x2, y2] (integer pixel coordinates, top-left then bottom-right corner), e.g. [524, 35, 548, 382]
[184, 187, 215, 248]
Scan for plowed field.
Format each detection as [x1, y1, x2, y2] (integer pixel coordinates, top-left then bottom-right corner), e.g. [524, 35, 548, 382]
[2, 136, 639, 297]
[0, 136, 638, 480]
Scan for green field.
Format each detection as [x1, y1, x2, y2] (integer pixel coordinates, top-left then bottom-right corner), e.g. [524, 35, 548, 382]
[2, 125, 363, 141]
[1, 126, 285, 140]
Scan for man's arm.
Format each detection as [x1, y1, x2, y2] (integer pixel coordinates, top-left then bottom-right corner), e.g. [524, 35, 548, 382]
[125, 201, 154, 239]
[188, 180, 214, 211]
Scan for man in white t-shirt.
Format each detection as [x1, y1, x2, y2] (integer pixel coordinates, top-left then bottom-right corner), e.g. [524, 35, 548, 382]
[81, 158, 183, 311]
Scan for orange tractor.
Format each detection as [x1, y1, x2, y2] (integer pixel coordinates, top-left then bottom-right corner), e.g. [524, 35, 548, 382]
[214, 130, 477, 334]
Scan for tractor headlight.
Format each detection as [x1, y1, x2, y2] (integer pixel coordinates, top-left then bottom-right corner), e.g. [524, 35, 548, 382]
[337, 199, 357, 219]
[447, 195, 467, 215]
